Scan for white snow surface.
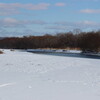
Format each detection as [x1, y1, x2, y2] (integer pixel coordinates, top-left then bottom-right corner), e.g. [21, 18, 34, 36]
[0, 49, 100, 100]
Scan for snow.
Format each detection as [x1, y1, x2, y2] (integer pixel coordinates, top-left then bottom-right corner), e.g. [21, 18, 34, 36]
[0, 49, 100, 100]
[27, 49, 81, 53]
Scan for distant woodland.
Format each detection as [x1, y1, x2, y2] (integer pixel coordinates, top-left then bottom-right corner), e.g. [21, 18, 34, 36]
[0, 31, 100, 52]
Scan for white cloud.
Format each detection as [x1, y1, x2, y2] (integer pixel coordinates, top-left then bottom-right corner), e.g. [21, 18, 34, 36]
[27, 3, 50, 10]
[0, 2, 66, 16]
[3, 18, 18, 23]
[0, 18, 47, 28]
[0, 18, 21, 27]
[55, 3, 66, 7]
[80, 9, 100, 13]
[46, 21, 100, 31]
[55, 21, 98, 26]
[78, 20, 97, 25]
[0, 3, 50, 10]
[0, 17, 48, 36]
[0, 3, 50, 16]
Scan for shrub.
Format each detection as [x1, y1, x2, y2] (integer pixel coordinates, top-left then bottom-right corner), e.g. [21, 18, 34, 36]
[0, 50, 3, 54]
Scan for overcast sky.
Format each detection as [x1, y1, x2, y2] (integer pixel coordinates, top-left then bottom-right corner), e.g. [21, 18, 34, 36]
[0, 0, 100, 36]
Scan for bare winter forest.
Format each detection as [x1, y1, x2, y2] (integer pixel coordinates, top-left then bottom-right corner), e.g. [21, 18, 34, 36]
[0, 31, 100, 52]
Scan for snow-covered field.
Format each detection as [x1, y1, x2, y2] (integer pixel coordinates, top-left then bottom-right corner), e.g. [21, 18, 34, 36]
[0, 49, 100, 100]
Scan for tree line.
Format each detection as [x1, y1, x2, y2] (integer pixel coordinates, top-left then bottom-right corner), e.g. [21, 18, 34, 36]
[0, 31, 100, 52]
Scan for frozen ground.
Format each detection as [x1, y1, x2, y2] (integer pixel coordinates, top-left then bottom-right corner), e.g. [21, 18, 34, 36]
[0, 49, 100, 100]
